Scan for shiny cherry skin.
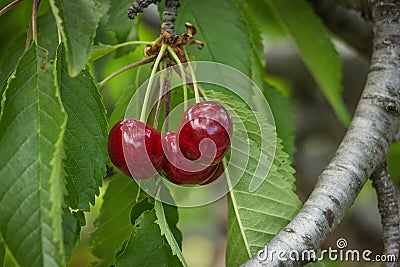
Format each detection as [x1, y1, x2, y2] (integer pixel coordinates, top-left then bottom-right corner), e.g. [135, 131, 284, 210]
[200, 162, 225, 185]
[161, 132, 218, 185]
[108, 119, 164, 179]
[178, 101, 233, 165]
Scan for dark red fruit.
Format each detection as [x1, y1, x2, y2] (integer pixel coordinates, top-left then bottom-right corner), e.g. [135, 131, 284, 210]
[161, 132, 218, 185]
[200, 162, 225, 185]
[178, 101, 233, 165]
[108, 119, 164, 179]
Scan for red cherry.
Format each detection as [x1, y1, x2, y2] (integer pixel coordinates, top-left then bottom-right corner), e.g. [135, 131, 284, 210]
[161, 132, 218, 185]
[108, 119, 164, 179]
[200, 162, 225, 185]
[178, 101, 233, 165]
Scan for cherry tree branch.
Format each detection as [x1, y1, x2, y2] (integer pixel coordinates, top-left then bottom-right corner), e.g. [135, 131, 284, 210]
[371, 163, 400, 266]
[128, 0, 161, 19]
[243, 0, 400, 266]
[161, 0, 179, 34]
[309, 0, 373, 57]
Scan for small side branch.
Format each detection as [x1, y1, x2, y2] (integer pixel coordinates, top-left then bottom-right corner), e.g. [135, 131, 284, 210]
[371, 163, 400, 266]
[0, 0, 24, 16]
[309, 0, 373, 57]
[128, 0, 161, 19]
[97, 57, 155, 89]
[162, 0, 180, 34]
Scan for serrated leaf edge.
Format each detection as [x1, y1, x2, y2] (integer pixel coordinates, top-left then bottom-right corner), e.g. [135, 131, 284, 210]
[49, 44, 69, 266]
[154, 200, 187, 267]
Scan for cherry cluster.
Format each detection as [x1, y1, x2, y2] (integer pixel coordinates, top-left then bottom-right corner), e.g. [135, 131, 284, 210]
[108, 101, 233, 185]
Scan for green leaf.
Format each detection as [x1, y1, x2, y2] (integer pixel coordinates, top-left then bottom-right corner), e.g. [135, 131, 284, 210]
[0, 45, 67, 267]
[246, 0, 285, 38]
[388, 142, 400, 184]
[0, 239, 4, 267]
[37, 10, 59, 58]
[109, 64, 151, 128]
[101, 0, 140, 45]
[114, 210, 182, 267]
[115, 18, 141, 57]
[155, 200, 186, 266]
[56, 45, 108, 211]
[237, 2, 296, 157]
[63, 209, 84, 263]
[90, 174, 139, 267]
[49, 0, 104, 76]
[263, 82, 295, 157]
[130, 197, 154, 224]
[206, 92, 301, 265]
[90, 43, 123, 62]
[176, 0, 253, 78]
[262, 0, 350, 125]
[0, 34, 25, 105]
[89, 40, 148, 62]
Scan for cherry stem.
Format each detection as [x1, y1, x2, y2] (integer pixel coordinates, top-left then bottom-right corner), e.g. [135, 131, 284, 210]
[91, 41, 153, 62]
[166, 46, 188, 111]
[0, 0, 24, 17]
[97, 57, 155, 89]
[184, 48, 200, 103]
[196, 84, 208, 100]
[110, 40, 152, 49]
[139, 44, 167, 122]
[164, 78, 172, 132]
[154, 64, 166, 129]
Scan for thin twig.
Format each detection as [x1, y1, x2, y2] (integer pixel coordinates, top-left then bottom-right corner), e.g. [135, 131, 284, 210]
[25, 20, 32, 50]
[128, 0, 161, 19]
[97, 57, 155, 89]
[0, 0, 24, 17]
[371, 163, 400, 267]
[31, 0, 41, 45]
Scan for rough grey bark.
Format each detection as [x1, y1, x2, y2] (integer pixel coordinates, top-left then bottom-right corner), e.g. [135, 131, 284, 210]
[128, 0, 161, 19]
[309, 0, 373, 57]
[243, 0, 400, 266]
[161, 0, 179, 34]
[371, 163, 400, 267]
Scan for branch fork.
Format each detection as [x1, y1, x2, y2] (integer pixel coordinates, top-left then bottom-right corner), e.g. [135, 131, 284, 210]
[144, 22, 204, 66]
[243, 0, 400, 265]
